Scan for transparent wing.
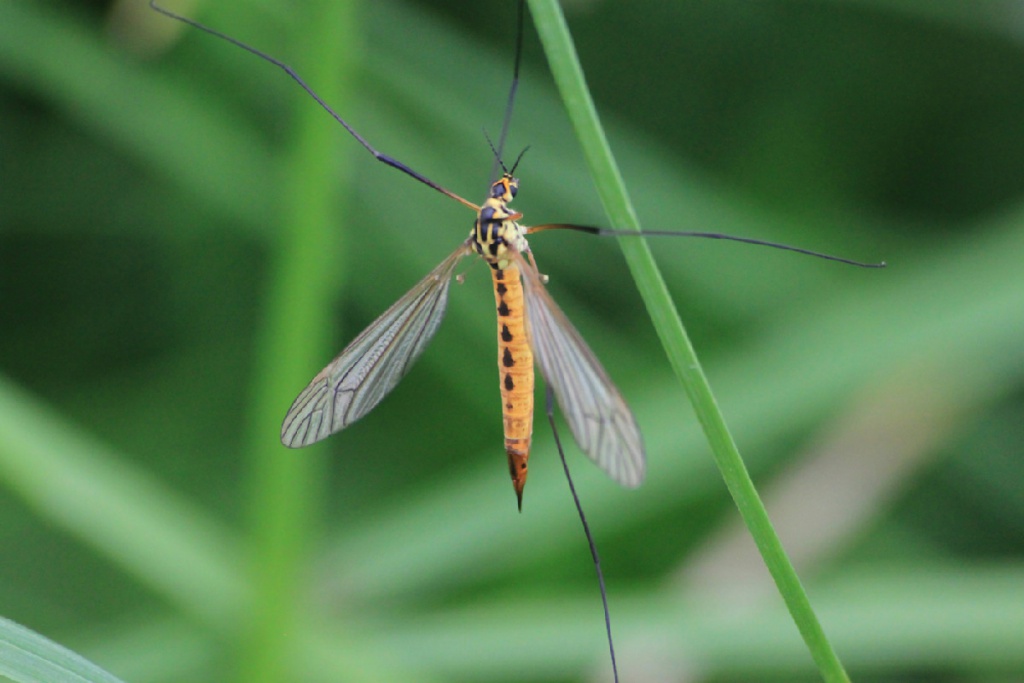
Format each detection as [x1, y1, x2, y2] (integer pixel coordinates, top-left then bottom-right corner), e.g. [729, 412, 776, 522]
[514, 251, 645, 487]
[282, 245, 470, 448]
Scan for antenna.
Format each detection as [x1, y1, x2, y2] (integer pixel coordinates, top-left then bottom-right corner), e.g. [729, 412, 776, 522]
[489, 0, 527, 186]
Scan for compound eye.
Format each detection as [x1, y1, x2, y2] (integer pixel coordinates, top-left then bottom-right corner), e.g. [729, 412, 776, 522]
[508, 183, 518, 198]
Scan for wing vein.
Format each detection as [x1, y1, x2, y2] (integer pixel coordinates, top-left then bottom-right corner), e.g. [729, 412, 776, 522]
[514, 251, 645, 487]
[281, 245, 470, 447]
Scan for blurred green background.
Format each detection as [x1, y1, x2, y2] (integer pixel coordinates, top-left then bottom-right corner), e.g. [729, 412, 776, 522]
[2, 0, 1024, 681]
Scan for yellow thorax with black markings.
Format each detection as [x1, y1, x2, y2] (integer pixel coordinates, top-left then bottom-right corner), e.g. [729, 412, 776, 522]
[470, 174, 528, 271]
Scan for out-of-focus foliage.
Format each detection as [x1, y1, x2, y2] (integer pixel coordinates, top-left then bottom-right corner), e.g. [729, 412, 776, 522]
[1, 0, 1023, 681]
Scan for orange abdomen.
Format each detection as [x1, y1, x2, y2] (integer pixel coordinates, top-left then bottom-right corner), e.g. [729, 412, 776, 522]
[491, 265, 534, 510]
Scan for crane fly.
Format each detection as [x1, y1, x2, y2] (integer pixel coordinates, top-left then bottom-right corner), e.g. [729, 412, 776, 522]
[150, 0, 881, 510]
[278, 164, 646, 509]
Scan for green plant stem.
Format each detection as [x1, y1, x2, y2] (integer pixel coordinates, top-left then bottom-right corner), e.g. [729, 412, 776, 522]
[526, 1, 849, 680]
[239, 3, 360, 682]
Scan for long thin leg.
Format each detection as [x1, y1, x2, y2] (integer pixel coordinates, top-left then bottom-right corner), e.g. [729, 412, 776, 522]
[546, 384, 621, 683]
[149, 1, 480, 212]
[528, 223, 886, 268]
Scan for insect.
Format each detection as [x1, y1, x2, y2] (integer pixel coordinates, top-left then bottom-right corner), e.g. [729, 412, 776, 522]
[279, 160, 646, 509]
[150, 0, 880, 511]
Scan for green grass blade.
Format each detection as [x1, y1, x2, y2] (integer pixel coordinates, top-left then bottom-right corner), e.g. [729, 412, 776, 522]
[237, 2, 360, 682]
[0, 615, 127, 683]
[526, 1, 848, 679]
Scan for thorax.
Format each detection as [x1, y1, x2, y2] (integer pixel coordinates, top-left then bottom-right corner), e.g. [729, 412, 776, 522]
[469, 174, 528, 271]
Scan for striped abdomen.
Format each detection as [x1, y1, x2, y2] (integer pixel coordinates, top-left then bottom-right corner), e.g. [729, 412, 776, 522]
[491, 265, 534, 510]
